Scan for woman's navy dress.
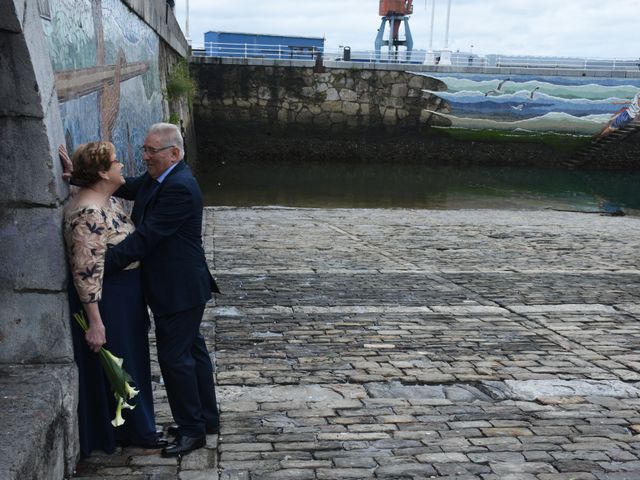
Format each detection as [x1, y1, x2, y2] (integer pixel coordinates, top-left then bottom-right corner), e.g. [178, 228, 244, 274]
[64, 198, 158, 457]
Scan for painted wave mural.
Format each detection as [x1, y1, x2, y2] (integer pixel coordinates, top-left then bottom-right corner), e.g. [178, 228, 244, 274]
[415, 73, 640, 135]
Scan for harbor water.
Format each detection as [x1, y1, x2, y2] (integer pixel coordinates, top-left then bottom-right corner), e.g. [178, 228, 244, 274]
[197, 160, 640, 215]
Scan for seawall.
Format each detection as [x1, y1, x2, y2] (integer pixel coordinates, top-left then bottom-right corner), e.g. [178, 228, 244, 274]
[191, 57, 640, 170]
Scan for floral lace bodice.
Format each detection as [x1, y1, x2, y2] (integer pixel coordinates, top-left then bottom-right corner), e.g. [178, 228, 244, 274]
[63, 197, 138, 304]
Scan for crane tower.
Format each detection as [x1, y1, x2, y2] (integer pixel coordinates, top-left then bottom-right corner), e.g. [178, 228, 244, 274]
[375, 0, 414, 61]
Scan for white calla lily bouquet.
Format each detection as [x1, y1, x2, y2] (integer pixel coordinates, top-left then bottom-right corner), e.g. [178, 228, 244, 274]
[74, 311, 139, 426]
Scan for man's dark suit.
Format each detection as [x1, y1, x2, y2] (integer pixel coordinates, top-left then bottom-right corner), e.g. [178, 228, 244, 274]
[105, 161, 219, 437]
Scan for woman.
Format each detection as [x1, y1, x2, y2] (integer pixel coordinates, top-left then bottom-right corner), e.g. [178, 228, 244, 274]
[61, 142, 164, 456]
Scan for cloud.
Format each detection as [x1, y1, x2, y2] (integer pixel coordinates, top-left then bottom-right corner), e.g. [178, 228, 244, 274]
[175, 0, 640, 59]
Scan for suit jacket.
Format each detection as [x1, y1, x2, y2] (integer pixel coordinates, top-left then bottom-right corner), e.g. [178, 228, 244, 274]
[105, 161, 219, 316]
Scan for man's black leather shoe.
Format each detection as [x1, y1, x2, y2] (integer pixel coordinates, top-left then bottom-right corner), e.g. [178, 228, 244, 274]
[161, 435, 206, 457]
[167, 423, 219, 436]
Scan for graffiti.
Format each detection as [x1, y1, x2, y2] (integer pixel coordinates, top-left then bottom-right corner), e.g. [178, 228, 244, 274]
[42, 0, 163, 176]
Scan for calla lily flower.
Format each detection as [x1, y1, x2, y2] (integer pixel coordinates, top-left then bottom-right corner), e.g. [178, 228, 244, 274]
[111, 396, 125, 427]
[102, 349, 124, 368]
[124, 382, 139, 399]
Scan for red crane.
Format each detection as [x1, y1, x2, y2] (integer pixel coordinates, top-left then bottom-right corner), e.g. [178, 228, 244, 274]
[375, 0, 414, 60]
[379, 0, 413, 16]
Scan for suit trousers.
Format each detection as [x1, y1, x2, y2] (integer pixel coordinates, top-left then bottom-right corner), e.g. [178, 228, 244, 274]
[154, 304, 218, 437]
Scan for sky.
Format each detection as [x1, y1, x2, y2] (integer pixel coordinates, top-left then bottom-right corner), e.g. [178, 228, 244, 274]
[175, 0, 640, 60]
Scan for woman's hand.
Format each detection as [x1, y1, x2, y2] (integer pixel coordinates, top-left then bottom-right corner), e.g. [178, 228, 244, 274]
[83, 303, 106, 352]
[85, 322, 106, 353]
[59, 144, 73, 182]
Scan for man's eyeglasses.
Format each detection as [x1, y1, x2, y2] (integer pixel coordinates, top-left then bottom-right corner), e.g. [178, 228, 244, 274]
[140, 145, 175, 155]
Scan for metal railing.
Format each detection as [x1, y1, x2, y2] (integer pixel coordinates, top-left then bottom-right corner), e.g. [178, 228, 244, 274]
[195, 42, 324, 61]
[192, 42, 640, 71]
[192, 42, 424, 64]
[487, 55, 640, 71]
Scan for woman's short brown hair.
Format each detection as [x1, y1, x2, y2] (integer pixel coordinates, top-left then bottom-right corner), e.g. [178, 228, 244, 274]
[70, 141, 115, 187]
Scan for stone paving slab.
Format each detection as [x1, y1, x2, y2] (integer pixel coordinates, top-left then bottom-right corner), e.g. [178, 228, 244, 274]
[76, 208, 640, 479]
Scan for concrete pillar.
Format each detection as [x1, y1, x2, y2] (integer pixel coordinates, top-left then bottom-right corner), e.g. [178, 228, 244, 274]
[424, 50, 436, 66]
[439, 49, 452, 66]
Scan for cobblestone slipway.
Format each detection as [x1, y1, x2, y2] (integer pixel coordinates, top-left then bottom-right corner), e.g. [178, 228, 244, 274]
[75, 208, 640, 480]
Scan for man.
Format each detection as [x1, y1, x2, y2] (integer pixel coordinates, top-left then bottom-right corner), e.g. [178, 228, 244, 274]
[104, 123, 220, 457]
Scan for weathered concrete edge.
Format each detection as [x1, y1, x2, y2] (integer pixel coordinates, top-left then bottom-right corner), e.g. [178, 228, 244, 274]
[191, 56, 640, 79]
[122, 0, 188, 57]
[0, 364, 78, 480]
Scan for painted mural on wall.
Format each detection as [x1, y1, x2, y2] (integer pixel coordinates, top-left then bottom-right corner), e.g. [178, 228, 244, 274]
[597, 91, 640, 140]
[418, 72, 640, 138]
[41, 0, 164, 176]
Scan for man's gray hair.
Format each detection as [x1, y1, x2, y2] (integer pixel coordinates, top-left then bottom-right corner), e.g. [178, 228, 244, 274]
[148, 122, 184, 159]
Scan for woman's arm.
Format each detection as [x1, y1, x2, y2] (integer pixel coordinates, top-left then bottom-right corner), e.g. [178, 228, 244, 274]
[68, 208, 109, 351]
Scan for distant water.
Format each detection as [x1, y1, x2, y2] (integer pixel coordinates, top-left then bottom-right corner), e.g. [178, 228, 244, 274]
[197, 160, 640, 215]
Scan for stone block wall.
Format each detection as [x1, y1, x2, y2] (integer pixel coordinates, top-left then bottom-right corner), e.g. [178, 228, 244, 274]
[0, 1, 78, 476]
[0, 0, 72, 364]
[191, 59, 447, 133]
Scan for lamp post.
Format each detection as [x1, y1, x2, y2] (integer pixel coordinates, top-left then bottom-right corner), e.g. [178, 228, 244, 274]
[185, 0, 191, 45]
[424, 0, 436, 65]
[439, 0, 452, 65]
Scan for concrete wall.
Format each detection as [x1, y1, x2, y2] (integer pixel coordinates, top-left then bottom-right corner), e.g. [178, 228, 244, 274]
[123, 0, 188, 58]
[0, 0, 190, 476]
